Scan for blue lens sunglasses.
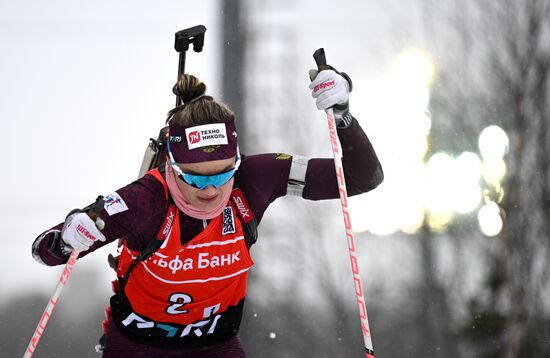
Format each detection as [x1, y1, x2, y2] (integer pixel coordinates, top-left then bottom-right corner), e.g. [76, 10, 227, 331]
[166, 139, 241, 190]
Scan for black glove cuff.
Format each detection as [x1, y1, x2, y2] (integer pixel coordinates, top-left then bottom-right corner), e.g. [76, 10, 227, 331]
[48, 231, 73, 259]
[333, 101, 353, 128]
[337, 110, 354, 128]
[59, 237, 74, 256]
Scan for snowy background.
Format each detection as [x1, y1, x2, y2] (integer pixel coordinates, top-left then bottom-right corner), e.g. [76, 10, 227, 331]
[1, 0, 549, 357]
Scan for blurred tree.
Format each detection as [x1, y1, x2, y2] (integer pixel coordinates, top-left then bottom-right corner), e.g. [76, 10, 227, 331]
[425, 0, 550, 356]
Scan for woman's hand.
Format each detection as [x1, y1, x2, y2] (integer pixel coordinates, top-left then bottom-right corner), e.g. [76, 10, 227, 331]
[309, 67, 353, 127]
[309, 69, 350, 110]
[61, 212, 106, 253]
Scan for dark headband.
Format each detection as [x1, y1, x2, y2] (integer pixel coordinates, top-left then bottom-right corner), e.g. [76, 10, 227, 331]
[167, 116, 238, 163]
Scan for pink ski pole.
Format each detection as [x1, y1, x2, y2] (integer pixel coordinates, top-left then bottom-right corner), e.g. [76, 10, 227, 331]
[313, 48, 375, 358]
[24, 196, 105, 357]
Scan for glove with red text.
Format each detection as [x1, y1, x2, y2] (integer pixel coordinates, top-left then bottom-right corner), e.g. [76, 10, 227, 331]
[60, 211, 106, 254]
[309, 67, 353, 128]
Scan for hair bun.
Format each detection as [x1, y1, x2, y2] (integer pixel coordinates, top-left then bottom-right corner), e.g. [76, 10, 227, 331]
[172, 74, 207, 103]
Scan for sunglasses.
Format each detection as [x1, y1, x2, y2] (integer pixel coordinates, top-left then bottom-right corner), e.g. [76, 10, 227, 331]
[167, 140, 241, 190]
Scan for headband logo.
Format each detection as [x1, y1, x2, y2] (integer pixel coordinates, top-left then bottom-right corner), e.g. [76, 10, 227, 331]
[188, 131, 201, 144]
[185, 123, 229, 150]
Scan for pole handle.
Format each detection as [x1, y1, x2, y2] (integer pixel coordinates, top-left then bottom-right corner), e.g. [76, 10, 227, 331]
[313, 48, 330, 71]
[88, 195, 105, 230]
[88, 195, 104, 220]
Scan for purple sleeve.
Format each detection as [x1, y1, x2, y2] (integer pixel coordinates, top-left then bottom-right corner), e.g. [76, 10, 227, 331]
[236, 117, 383, 222]
[304, 117, 383, 200]
[235, 154, 292, 223]
[31, 173, 167, 266]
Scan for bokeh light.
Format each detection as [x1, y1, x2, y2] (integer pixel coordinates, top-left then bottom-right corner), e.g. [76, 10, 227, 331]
[479, 125, 509, 161]
[452, 152, 482, 214]
[352, 48, 508, 238]
[425, 152, 455, 215]
[478, 202, 503, 236]
[424, 151, 482, 216]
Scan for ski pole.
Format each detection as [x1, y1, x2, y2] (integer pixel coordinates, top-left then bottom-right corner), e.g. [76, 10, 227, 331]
[313, 48, 375, 358]
[24, 196, 105, 358]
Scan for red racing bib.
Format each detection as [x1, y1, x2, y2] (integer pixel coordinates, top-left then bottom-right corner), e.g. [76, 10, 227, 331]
[118, 204, 254, 325]
[111, 169, 254, 347]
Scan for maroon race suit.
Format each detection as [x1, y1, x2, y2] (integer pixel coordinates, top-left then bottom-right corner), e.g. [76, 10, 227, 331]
[31, 117, 383, 357]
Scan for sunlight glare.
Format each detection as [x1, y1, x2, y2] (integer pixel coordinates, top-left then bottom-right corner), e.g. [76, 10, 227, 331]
[452, 152, 482, 213]
[351, 48, 436, 235]
[393, 49, 436, 87]
[425, 152, 454, 214]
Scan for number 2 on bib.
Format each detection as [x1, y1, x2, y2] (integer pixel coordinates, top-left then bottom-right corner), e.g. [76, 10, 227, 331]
[166, 293, 192, 315]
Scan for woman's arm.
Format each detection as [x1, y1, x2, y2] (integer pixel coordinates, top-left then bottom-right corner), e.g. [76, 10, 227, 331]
[304, 65, 383, 199]
[235, 115, 382, 223]
[303, 115, 383, 200]
[222, 67, 384, 223]
[31, 173, 167, 266]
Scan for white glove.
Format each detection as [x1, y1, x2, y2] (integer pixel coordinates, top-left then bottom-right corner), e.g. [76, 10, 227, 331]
[309, 69, 350, 110]
[61, 212, 106, 253]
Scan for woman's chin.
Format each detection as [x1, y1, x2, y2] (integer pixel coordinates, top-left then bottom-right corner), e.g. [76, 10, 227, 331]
[194, 195, 222, 211]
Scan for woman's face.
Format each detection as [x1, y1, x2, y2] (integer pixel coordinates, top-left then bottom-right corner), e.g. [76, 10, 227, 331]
[175, 157, 236, 211]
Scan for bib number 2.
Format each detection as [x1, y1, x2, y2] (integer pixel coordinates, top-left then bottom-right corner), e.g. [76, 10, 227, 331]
[166, 293, 192, 315]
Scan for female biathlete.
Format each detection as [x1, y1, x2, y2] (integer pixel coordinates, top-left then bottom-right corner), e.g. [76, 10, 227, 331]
[32, 66, 383, 357]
